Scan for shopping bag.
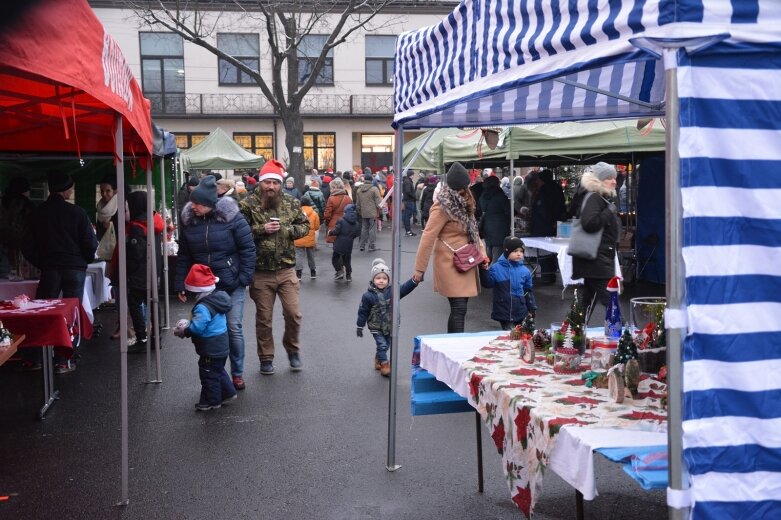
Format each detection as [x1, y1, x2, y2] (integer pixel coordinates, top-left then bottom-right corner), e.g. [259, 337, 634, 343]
[96, 222, 117, 261]
[567, 193, 603, 260]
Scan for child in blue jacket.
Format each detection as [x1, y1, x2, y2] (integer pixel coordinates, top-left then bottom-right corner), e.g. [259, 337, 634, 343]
[479, 236, 537, 330]
[174, 264, 237, 411]
[356, 258, 418, 376]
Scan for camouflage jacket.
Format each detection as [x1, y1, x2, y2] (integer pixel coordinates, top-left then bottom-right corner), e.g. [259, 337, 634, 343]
[239, 191, 310, 271]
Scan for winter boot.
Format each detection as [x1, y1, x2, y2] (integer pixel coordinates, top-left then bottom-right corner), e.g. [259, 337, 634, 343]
[379, 361, 390, 377]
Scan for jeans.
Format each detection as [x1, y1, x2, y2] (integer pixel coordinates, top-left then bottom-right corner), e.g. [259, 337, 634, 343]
[402, 202, 415, 232]
[31, 269, 86, 365]
[331, 252, 352, 277]
[127, 288, 148, 341]
[359, 217, 377, 249]
[447, 297, 469, 333]
[227, 286, 247, 377]
[198, 356, 236, 406]
[372, 333, 391, 362]
[295, 247, 316, 272]
[249, 269, 301, 361]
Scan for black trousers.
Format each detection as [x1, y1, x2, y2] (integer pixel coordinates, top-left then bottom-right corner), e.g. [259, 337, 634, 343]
[447, 297, 469, 333]
[578, 277, 612, 325]
[332, 252, 353, 276]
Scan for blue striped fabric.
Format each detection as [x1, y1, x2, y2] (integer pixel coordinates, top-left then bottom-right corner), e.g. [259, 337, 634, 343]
[679, 41, 781, 517]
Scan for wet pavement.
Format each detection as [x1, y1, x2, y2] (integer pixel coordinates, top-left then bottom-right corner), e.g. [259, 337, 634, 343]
[1, 225, 666, 519]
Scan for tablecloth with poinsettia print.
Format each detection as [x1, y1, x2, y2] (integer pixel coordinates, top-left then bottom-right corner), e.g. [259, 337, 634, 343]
[462, 336, 667, 518]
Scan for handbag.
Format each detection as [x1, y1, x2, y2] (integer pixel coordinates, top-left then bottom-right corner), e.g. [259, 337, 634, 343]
[96, 221, 117, 261]
[567, 192, 603, 260]
[441, 239, 485, 273]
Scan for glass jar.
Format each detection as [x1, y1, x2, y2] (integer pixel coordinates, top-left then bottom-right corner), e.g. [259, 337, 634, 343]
[631, 297, 666, 332]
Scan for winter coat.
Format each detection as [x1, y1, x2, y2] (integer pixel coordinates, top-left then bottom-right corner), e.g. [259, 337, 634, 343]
[414, 200, 485, 298]
[420, 185, 436, 219]
[354, 183, 383, 219]
[307, 187, 326, 220]
[530, 179, 566, 237]
[571, 173, 620, 280]
[480, 255, 537, 323]
[478, 185, 511, 247]
[239, 191, 310, 271]
[323, 191, 352, 243]
[356, 278, 418, 335]
[176, 197, 256, 294]
[109, 199, 165, 288]
[22, 194, 97, 271]
[186, 290, 232, 357]
[283, 186, 301, 200]
[329, 205, 361, 256]
[402, 175, 416, 203]
[294, 205, 321, 249]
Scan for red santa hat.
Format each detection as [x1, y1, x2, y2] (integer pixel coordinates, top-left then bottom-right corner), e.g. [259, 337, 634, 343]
[606, 276, 622, 294]
[245, 176, 257, 185]
[185, 264, 219, 293]
[325, 168, 334, 174]
[258, 159, 287, 183]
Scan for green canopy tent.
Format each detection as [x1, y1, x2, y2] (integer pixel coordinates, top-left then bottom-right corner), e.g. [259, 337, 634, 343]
[180, 127, 265, 171]
[401, 128, 464, 173]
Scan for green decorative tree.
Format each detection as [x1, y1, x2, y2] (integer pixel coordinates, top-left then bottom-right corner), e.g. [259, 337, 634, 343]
[567, 290, 586, 336]
[615, 328, 638, 365]
[653, 304, 666, 348]
[521, 313, 535, 335]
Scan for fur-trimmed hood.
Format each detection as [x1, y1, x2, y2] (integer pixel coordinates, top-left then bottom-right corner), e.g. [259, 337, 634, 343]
[579, 172, 617, 198]
[181, 196, 240, 226]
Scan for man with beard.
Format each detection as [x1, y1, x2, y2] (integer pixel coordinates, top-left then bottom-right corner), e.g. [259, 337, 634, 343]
[239, 160, 310, 375]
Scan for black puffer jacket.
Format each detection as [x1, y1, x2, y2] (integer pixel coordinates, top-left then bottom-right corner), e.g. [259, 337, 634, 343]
[571, 173, 620, 280]
[478, 184, 511, 247]
[176, 197, 256, 293]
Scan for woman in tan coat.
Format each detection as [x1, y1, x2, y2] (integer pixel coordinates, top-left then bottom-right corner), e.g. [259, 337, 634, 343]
[323, 178, 352, 244]
[413, 162, 487, 333]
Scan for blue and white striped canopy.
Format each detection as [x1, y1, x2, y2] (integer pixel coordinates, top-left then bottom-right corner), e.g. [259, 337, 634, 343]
[394, 1, 781, 518]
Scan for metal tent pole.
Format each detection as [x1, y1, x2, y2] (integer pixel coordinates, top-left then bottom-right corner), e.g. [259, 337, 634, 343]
[145, 166, 162, 384]
[510, 158, 515, 236]
[663, 47, 690, 520]
[114, 114, 129, 507]
[160, 156, 170, 329]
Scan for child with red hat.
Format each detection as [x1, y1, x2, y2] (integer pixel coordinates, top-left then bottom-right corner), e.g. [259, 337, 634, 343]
[174, 264, 237, 411]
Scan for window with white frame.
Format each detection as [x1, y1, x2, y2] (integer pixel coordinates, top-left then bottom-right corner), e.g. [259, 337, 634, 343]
[140, 32, 185, 114]
[217, 33, 260, 85]
[297, 35, 333, 86]
[365, 35, 396, 86]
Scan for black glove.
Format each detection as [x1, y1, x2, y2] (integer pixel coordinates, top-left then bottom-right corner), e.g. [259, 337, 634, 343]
[607, 202, 617, 214]
[356, 327, 363, 338]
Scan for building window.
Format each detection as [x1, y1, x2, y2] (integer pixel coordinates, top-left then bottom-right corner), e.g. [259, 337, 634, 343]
[175, 133, 209, 150]
[303, 133, 335, 171]
[297, 35, 333, 86]
[140, 32, 185, 114]
[365, 35, 396, 86]
[217, 33, 260, 85]
[233, 133, 273, 160]
[361, 134, 394, 153]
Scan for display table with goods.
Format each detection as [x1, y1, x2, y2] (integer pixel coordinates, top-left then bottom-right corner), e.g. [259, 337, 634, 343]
[0, 298, 93, 417]
[520, 236, 622, 290]
[0, 324, 25, 367]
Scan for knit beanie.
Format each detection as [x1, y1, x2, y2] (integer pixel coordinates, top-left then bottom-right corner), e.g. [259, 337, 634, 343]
[47, 170, 74, 193]
[190, 175, 218, 208]
[446, 162, 470, 190]
[370, 258, 391, 282]
[300, 193, 313, 207]
[592, 162, 617, 181]
[127, 190, 148, 221]
[186, 175, 200, 187]
[259, 159, 287, 183]
[364, 171, 373, 182]
[184, 264, 219, 293]
[503, 236, 525, 258]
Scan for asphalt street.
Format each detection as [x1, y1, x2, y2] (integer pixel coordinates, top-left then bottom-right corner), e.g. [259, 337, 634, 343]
[0, 224, 666, 519]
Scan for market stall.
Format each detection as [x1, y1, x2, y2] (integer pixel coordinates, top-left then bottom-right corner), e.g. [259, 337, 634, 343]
[389, 1, 781, 519]
[179, 127, 266, 172]
[0, 0, 154, 505]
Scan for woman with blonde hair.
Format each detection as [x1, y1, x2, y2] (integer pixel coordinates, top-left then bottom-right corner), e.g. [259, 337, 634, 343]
[413, 162, 486, 333]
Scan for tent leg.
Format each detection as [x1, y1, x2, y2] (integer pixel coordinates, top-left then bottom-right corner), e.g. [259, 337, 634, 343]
[114, 114, 130, 507]
[475, 411, 484, 493]
[145, 166, 162, 384]
[510, 158, 515, 236]
[160, 156, 170, 329]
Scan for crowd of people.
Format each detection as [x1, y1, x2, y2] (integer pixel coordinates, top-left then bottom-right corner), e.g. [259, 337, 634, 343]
[0, 158, 622, 410]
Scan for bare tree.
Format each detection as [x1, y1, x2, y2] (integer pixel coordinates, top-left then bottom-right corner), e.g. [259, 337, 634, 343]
[126, 0, 397, 187]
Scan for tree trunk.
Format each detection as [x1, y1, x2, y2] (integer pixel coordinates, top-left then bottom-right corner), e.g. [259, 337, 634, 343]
[282, 111, 305, 190]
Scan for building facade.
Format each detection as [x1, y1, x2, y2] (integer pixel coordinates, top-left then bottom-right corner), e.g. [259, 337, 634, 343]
[90, 1, 457, 173]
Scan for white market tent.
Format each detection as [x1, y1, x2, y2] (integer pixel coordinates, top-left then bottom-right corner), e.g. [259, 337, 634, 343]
[180, 127, 265, 171]
[385, 1, 781, 519]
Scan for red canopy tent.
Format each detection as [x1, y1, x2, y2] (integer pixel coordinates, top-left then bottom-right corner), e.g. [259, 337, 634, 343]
[0, 0, 153, 506]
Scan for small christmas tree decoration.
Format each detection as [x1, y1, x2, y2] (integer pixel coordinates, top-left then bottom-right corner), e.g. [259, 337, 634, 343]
[0, 321, 12, 348]
[615, 328, 638, 365]
[521, 313, 535, 336]
[568, 290, 586, 335]
[604, 276, 624, 339]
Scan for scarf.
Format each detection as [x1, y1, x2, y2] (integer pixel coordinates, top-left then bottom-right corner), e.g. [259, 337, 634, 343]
[96, 194, 118, 223]
[436, 185, 480, 244]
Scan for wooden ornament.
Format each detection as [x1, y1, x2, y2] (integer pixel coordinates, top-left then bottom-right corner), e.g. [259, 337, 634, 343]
[608, 369, 625, 403]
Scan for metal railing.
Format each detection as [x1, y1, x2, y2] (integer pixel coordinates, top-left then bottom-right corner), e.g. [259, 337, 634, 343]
[152, 93, 394, 117]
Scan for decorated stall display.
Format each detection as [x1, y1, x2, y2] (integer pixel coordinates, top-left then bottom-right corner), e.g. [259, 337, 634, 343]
[614, 327, 641, 396]
[0, 320, 12, 348]
[604, 276, 624, 338]
[551, 291, 586, 355]
[591, 336, 619, 371]
[631, 297, 667, 374]
[532, 328, 551, 352]
[510, 314, 536, 364]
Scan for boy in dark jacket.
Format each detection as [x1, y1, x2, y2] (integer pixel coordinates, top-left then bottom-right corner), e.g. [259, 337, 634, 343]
[174, 264, 237, 411]
[479, 237, 537, 330]
[328, 204, 360, 282]
[356, 258, 418, 376]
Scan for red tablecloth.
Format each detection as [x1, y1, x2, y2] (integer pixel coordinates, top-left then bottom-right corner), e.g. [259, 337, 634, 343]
[0, 298, 92, 358]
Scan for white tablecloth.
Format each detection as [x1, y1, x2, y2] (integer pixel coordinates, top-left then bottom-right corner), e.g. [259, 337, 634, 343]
[521, 236, 622, 288]
[418, 332, 667, 500]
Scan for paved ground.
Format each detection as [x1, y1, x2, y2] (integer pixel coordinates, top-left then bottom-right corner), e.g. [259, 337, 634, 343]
[0, 225, 667, 519]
